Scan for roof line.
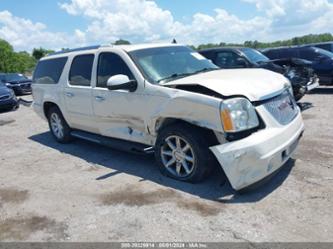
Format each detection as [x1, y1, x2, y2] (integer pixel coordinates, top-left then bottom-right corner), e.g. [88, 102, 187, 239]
[47, 44, 112, 57]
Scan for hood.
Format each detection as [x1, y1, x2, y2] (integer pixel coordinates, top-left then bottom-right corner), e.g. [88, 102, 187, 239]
[0, 84, 12, 95]
[7, 79, 32, 84]
[164, 69, 288, 101]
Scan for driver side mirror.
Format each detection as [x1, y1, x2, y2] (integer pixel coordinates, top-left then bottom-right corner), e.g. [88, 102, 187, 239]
[106, 74, 137, 92]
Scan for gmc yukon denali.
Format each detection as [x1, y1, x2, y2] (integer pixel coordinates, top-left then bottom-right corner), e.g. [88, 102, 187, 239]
[32, 44, 304, 191]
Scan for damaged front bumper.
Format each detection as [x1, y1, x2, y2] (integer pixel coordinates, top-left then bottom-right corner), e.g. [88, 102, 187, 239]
[306, 77, 319, 92]
[210, 113, 304, 191]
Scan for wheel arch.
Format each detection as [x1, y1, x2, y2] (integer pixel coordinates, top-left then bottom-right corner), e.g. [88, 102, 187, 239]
[43, 102, 60, 118]
[154, 117, 220, 147]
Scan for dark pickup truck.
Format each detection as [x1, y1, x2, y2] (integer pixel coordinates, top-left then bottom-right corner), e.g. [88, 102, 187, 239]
[199, 47, 319, 101]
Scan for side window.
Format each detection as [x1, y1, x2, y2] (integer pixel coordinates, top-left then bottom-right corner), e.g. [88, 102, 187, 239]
[33, 57, 68, 84]
[215, 52, 241, 68]
[69, 54, 94, 86]
[97, 52, 134, 88]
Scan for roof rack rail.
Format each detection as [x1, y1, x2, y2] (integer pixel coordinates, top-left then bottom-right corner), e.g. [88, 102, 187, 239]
[47, 45, 106, 56]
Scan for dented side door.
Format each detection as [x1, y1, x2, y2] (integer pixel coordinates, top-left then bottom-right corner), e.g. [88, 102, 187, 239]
[92, 51, 148, 143]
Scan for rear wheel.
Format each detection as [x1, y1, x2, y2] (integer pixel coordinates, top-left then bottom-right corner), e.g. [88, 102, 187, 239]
[47, 106, 72, 143]
[155, 123, 217, 183]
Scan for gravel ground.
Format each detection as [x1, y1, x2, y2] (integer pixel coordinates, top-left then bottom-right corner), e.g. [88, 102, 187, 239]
[0, 87, 332, 242]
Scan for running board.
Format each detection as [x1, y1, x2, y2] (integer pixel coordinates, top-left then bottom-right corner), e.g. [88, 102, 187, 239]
[70, 130, 154, 155]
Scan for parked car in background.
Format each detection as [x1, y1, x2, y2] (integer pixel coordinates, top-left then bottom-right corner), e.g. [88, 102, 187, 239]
[199, 47, 319, 101]
[304, 42, 333, 53]
[262, 46, 333, 84]
[32, 44, 304, 191]
[0, 73, 32, 95]
[0, 82, 19, 112]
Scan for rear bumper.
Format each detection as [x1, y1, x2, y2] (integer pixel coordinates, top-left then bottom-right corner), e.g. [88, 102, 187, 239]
[32, 102, 46, 120]
[210, 113, 304, 191]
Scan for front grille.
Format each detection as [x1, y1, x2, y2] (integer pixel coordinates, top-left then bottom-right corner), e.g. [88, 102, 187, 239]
[263, 90, 298, 125]
[0, 95, 10, 101]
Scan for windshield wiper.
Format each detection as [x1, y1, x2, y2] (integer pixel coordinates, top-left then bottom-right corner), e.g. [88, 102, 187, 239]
[192, 67, 219, 74]
[157, 68, 219, 83]
[157, 73, 193, 83]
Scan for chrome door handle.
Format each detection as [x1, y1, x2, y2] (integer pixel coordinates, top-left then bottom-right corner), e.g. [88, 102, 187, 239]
[95, 96, 105, 102]
[65, 92, 74, 98]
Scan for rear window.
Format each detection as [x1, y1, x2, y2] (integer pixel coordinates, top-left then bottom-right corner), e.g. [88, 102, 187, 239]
[33, 57, 68, 84]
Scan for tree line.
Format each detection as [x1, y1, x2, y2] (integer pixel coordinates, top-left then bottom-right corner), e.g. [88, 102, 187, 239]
[1, 33, 333, 74]
[194, 33, 333, 50]
[0, 39, 55, 74]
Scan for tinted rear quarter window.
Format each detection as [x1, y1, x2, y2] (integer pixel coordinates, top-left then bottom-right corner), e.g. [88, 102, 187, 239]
[33, 57, 68, 84]
[69, 54, 95, 86]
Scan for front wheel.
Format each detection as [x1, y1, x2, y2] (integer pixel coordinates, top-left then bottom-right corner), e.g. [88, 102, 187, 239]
[155, 124, 216, 183]
[47, 106, 72, 143]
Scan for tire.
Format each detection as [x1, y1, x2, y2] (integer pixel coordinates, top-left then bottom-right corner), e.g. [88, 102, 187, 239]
[294, 91, 304, 102]
[155, 123, 217, 183]
[47, 106, 72, 143]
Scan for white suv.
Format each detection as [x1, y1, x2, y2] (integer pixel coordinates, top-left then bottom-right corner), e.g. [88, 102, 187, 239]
[32, 43, 304, 191]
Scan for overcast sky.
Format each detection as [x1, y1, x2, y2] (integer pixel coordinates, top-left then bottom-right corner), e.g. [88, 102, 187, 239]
[1, 0, 333, 52]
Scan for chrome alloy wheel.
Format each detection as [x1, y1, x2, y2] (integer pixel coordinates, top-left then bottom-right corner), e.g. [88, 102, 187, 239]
[161, 135, 195, 178]
[50, 112, 64, 139]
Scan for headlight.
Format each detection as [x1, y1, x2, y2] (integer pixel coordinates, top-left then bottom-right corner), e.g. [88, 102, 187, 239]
[220, 98, 259, 133]
[9, 89, 15, 98]
[284, 81, 294, 97]
[5, 83, 11, 87]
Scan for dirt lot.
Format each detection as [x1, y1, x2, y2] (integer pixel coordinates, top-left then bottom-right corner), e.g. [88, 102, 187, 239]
[0, 87, 333, 242]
